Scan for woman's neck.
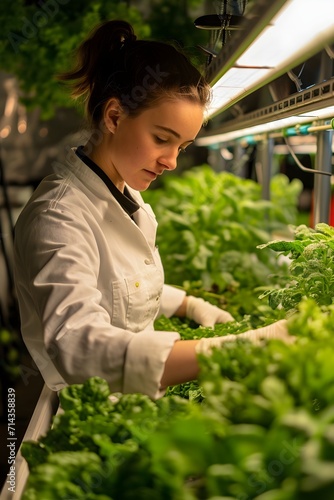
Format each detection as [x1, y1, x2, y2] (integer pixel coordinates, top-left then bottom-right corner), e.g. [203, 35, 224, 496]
[83, 137, 125, 192]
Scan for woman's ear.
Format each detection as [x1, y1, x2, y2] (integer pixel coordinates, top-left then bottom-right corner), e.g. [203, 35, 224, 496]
[103, 98, 124, 134]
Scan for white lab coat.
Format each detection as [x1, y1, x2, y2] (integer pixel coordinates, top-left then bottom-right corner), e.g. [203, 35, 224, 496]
[13, 148, 185, 399]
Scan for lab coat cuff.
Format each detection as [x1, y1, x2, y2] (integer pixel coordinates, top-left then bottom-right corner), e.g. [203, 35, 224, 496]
[123, 330, 180, 399]
[159, 285, 186, 318]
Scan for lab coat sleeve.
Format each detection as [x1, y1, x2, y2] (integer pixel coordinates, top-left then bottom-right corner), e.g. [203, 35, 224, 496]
[123, 328, 180, 399]
[159, 284, 186, 318]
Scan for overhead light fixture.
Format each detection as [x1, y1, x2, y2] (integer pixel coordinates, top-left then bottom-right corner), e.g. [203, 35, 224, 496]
[197, 106, 334, 146]
[194, 0, 248, 58]
[206, 0, 334, 118]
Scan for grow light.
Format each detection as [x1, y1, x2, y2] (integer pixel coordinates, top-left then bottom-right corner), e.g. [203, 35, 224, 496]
[207, 0, 334, 118]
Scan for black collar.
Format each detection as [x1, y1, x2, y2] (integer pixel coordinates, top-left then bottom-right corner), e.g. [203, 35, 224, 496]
[75, 145, 140, 217]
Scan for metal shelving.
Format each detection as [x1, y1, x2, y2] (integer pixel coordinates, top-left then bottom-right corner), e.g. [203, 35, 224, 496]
[199, 78, 334, 138]
[197, 0, 334, 225]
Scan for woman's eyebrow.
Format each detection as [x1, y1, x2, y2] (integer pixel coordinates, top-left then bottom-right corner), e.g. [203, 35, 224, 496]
[155, 125, 195, 143]
[155, 125, 181, 138]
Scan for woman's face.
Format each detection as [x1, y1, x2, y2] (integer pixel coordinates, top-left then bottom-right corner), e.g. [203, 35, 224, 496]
[107, 99, 204, 191]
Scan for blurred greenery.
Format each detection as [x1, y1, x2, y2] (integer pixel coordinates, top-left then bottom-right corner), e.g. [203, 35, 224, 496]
[0, 0, 206, 119]
[147, 0, 207, 67]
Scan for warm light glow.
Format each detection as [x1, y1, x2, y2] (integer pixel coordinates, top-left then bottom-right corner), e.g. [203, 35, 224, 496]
[18, 119, 27, 134]
[17, 104, 27, 134]
[4, 96, 16, 117]
[0, 126, 11, 139]
[274, 144, 317, 154]
[207, 0, 334, 118]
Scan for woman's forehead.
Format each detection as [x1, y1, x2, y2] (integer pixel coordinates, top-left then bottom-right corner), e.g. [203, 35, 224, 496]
[137, 99, 204, 136]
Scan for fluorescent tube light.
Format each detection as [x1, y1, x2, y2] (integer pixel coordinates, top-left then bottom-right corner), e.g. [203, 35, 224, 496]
[197, 106, 334, 145]
[207, 0, 334, 118]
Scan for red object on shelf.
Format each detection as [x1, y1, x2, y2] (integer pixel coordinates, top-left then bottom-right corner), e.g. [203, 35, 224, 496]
[309, 192, 334, 228]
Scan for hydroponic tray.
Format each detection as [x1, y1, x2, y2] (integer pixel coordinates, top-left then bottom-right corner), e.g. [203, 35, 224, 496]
[0, 385, 58, 500]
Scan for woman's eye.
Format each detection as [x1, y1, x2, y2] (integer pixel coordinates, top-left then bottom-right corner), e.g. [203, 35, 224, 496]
[154, 135, 187, 154]
[154, 136, 167, 144]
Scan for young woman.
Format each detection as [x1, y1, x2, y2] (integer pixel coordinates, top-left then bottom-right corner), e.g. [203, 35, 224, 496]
[13, 20, 290, 399]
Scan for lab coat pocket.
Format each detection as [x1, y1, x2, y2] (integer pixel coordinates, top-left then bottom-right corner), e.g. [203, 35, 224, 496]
[112, 271, 161, 332]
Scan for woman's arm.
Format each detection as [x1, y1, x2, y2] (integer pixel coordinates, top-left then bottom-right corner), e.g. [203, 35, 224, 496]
[160, 338, 199, 389]
[160, 319, 292, 389]
[173, 296, 188, 317]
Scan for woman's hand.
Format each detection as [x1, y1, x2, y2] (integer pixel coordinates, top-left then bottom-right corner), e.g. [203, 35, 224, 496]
[185, 296, 235, 327]
[196, 319, 294, 355]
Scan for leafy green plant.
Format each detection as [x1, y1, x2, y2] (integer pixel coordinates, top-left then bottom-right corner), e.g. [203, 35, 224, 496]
[21, 376, 201, 499]
[22, 301, 334, 500]
[0, 327, 22, 380]
[0, 0, 208, 119]
[143, 167, 302, 323]
[22, 177, 334, 500]
[143, 167, 302, 294]
[147, 0, 207, 68]
[258, 223, 334, 312]
[0, 1, 150, 118]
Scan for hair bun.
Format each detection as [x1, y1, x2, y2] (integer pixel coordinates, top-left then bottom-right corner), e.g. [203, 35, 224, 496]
[58, 18, 211, 126]
[99, 20, 136, 50]
[87, 20, 137, 54]
[120, 32, 137, 49]
[120, 28, 137, 43]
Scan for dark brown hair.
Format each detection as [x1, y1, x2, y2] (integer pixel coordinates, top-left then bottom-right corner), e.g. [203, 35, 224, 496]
[59, 20, 211, 125]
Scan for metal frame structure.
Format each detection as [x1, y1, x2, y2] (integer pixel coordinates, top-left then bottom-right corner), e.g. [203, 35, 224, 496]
[199, 0, 334, 225]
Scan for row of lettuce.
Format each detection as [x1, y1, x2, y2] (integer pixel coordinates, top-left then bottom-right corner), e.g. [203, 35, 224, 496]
[21, 168, 334, 499]
[144, 166, 303, 324]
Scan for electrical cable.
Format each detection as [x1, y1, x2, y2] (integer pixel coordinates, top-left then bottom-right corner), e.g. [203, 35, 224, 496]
[283, 136, 332, 177]
[287, 62, 305, 92]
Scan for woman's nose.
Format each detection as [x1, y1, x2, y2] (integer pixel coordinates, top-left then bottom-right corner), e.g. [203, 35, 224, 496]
[158, 149, 178, 171]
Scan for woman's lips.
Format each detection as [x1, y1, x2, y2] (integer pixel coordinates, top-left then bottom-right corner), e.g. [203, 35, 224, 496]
[143, 171, 156, 181]
[144, 169, 162, 179]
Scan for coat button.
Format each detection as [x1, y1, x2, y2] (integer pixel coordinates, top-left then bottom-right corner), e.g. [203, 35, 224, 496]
[144, 259, 151, 265]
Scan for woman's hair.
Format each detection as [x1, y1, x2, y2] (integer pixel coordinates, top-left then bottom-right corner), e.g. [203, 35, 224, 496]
[58, 20, 211, 126]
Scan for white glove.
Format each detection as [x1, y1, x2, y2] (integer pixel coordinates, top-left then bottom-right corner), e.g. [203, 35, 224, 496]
[196, 319, 293, 355]
[186, 296, 235, 327]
